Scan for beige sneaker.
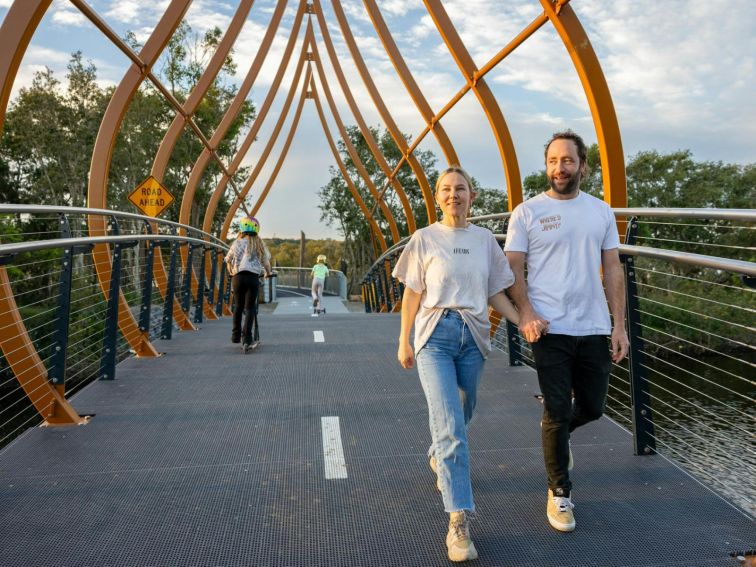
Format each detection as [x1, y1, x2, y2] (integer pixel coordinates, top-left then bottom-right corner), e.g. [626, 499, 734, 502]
[446, 512, 478, 562]
[429, 456, 441, 492]
[547, 489, 575, 532]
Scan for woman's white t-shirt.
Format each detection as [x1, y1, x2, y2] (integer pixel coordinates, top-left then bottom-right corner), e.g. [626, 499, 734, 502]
[392, 222, 515, 358]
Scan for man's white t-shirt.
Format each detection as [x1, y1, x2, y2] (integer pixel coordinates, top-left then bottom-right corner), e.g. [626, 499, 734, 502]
[504, 191, 620, 336]
[392, 222, 515, 358]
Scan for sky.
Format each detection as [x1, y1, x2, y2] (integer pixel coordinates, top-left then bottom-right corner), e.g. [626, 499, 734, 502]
[1, 0, 754, 239]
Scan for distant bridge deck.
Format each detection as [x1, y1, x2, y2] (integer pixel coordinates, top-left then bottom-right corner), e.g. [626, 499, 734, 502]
[0, 299, 752, 566]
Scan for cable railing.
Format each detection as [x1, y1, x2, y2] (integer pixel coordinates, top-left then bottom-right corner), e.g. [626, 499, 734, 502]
[360, 208, 756, 516]
[0, 205, 232, 448]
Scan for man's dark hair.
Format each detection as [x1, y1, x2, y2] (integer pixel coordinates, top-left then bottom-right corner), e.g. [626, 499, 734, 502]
[544, 130, 587, 166]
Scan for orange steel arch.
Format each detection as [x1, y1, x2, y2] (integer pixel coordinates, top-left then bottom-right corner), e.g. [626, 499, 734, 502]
[327, 0, 436, 225]
[310, 77, 388, 252]
[0, 0, 628, 423]
[150, 0, 254, 325]
[207, 0, 309, 240]
[86, 0, 191, 358]
[196, 0, 290, 239]
[222, 22, 316, 238]
[248, 67, 311, 218]
[311, 0, 416, 234]
[362, 0, 460, 168]
[422, 0, 523, 208]
[308, 34, 400, 244]
[0, 0, 85, 424]
[540, 0, 627, 207]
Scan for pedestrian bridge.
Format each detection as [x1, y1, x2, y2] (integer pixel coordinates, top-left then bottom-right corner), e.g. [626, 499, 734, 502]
[1, 1, 754, 565]
[1, 301, 753, 567]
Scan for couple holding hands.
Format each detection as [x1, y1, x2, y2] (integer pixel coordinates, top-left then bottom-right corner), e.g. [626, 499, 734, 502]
[394, 130, 629, 562]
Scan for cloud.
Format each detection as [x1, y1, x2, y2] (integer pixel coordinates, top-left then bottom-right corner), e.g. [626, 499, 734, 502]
[45, 0, 87, 27]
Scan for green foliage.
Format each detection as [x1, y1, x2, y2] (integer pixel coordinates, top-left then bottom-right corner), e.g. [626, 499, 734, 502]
[265, 238, 344, 269]
[1, 25, 254, 233]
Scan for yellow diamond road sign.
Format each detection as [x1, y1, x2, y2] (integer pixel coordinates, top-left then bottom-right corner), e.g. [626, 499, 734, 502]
[128, 176, 174, 217]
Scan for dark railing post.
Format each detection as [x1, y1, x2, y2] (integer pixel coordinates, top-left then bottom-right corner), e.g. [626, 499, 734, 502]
[99, 216, 125, 381]
[381, 264, 393, 312]
[139, 221, 156, 334]
[223, 270, 232, 306]
[49, 213, 74, 388]
[100, 241, 123, 381]
[506, 320, 522, 366]
[624, 217, 656, 456]
[181, 242, 196, 315]
[370, 277, 378, 312]
[216, 259, 227, 317]
[208, 249, 218, 309]
[161, 235, 179, 340]
[193, 246, 207, 324]
[361, 281, 370, 313]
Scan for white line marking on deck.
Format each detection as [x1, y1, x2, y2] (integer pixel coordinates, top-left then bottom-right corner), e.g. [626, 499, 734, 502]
[321, 416, 347, 479]
[313, 330, 324, 342]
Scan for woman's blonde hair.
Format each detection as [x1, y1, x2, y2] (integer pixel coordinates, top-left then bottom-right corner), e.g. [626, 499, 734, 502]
[238, 232, 267, 261]
[435, 165, 475, 194]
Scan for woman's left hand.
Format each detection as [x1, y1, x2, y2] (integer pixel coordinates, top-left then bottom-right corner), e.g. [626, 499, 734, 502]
[397, 341, 415, 369]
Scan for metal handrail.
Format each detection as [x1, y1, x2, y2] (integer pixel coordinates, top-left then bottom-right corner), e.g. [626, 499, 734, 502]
[619, 244, 756, 276]
[0, 234, 228, 258]
[468, 207, 756, 223]
[368, 239, 756, 279]
[0, 204, 227, 247]
[366, 208, 756, 278]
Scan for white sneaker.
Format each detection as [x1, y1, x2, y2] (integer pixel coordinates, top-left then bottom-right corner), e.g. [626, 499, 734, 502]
[446, 512, 478, 562]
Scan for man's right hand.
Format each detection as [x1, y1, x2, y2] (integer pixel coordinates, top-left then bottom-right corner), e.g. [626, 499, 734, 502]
[518, 307, 549, 343]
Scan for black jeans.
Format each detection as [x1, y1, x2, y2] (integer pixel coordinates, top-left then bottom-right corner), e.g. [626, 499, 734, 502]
[531, 333, 612, 494]
[231, 271, 260, 343]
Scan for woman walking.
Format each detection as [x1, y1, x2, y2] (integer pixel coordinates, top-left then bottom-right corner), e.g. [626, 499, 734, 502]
[393, 166, 534, 562]
[224, 216, 272, 351]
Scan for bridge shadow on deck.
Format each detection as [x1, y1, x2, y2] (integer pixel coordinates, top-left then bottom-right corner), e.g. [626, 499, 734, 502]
[0, 308, 752, 566]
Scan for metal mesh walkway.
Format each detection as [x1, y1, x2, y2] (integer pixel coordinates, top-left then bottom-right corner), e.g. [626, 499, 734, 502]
[0, 311, 752, 566]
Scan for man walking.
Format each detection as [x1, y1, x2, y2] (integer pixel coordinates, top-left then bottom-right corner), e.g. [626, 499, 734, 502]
[504, 130, 629, 532]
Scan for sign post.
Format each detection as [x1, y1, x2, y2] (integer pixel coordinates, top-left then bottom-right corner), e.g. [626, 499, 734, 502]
[128, 176, 175, 217]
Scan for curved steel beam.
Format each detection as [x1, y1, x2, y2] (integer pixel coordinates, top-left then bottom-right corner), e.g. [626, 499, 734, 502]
[308, 35, 400, 244]
[329, 0, 436, 225]
[540, 0, 627, 207]
[362, 0, 459, 167]
[311, 78, 387, 252]
[222, 26, 315, 238]
[195, 0, 290, 238]
[0, 269, 86, 425]
[202, 0, 308, 237]
[422, 0, 523, 209]
[248, 67, 311, 217]
[149, 0, 254, 324]
[367, 10, 550, 216]
[311, 0, 416, 234]
[87, 0, 192, 356]
[0, 0, 53, 134]
[0, 1, 84, 424]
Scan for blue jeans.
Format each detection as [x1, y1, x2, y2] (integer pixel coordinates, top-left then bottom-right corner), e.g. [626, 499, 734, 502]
[416, 310, 485, 512]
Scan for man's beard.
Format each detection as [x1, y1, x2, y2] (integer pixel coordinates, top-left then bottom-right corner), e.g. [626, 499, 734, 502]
[549, 171, 581, 195]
